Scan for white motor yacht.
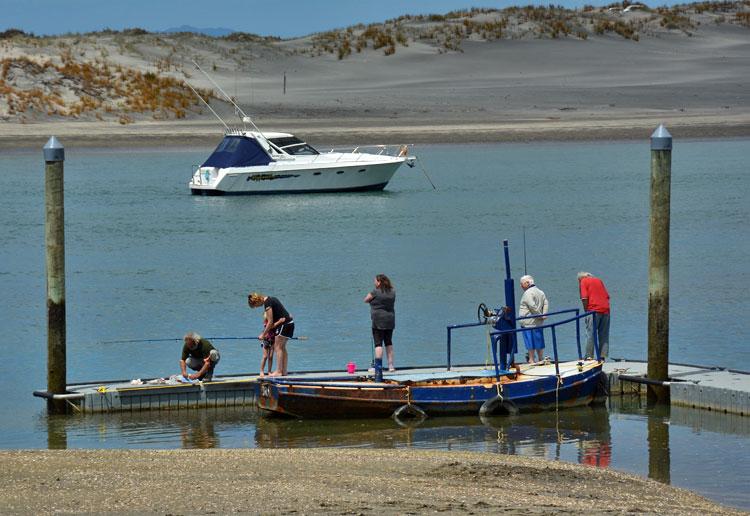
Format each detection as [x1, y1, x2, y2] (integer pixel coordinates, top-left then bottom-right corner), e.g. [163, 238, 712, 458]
[189, 130, 415, 195]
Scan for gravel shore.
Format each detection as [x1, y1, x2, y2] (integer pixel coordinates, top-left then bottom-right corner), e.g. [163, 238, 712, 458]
[0, 449, 742, 514]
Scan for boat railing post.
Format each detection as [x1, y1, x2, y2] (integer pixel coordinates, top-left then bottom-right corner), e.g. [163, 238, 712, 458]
[575, 309, 582, 360]
[551, 326, 560, 377]
[446, 327, 452, 371]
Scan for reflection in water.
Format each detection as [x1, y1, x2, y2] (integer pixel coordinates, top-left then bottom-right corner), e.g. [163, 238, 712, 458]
[253, 405, 612, 465]
[648, 405, 671, 484]
[46, 415, 68, 450]
[180, 412, 219, 449]
[42, 407, 257, 449]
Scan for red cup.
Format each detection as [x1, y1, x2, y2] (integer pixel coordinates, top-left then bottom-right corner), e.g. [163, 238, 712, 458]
[347, 362, 356, 374]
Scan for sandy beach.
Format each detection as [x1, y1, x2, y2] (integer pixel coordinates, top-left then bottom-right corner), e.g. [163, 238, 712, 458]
[0, 449, 743, 514]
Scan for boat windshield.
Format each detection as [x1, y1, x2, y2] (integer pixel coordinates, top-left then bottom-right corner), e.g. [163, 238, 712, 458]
[201, 136, 273, 168]
[268, 136, 319, 156]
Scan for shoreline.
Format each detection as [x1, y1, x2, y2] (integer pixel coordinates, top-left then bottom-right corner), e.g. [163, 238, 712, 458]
[1, 113, 748, 149]
[0, 448, 742, 514]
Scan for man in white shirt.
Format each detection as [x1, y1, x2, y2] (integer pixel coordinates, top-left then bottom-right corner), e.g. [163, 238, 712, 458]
[518, 275, 549, 364]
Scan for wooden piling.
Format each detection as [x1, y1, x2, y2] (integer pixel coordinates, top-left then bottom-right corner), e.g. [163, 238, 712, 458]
[44, 137, 67, 415]
[647, 125, 672, 404]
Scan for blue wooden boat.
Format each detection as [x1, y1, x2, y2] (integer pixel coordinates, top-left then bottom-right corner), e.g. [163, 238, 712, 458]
[257, 240, 606, 419]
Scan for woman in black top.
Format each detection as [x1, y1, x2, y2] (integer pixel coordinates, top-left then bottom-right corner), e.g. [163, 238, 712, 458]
[248, 292, 295, 376]
[364, 274, 396, 378]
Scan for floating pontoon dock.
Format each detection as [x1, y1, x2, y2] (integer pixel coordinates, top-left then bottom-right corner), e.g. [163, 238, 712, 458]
[34, 360, 749, 416]
[605, 359, 749, 416]
[33, 366, 506, 414]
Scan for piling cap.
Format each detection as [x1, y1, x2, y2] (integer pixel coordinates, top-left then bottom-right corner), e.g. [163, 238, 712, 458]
[43, 136, 64, 162]
[650, 124, 672, 151]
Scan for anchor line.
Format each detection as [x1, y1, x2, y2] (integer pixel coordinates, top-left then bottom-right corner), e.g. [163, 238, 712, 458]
[415, 156, 437, 190]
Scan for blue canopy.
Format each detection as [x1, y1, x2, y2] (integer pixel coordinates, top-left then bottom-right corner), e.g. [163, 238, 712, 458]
[201, 136, 273, 168]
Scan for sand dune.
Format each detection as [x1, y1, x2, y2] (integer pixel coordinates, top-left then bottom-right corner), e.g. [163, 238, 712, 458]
[0, 4, 748, 147]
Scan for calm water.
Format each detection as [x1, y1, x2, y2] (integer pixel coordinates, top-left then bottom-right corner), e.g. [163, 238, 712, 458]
[1, 139, 749, 508]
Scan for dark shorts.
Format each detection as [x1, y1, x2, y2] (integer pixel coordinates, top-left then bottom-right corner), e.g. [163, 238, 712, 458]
[372, 327, 393, 348]
[278, 321, 295, 339]
[261, 337, 274, 350]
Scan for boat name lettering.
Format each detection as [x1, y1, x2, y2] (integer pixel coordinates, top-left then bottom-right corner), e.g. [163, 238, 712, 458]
[247, 173, 301, 182]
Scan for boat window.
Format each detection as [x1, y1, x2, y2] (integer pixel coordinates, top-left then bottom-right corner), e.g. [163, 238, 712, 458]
[201, 136, 273, 168]
[268, 136, 319, 156]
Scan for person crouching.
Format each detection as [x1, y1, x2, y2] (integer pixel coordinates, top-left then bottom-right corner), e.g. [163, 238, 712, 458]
[180, 332, 220, 381]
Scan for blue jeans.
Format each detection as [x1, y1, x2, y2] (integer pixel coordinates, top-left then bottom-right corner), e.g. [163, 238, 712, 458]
[585, 312, 610, 359]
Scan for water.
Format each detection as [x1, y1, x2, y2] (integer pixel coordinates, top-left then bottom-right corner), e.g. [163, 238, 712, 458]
[1, 139, 749, 508]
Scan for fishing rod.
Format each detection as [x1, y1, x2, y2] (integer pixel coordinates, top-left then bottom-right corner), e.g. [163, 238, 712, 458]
[99, 336, 309, 345]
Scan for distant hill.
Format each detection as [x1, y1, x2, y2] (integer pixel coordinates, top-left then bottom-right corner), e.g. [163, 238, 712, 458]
[161, 25, 236, 37]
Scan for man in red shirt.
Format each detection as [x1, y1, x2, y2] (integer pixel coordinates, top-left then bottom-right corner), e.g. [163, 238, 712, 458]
[578, 272, 610, 360]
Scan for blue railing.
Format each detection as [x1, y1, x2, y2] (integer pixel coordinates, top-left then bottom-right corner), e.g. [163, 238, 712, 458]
[446, 309, 600, 375]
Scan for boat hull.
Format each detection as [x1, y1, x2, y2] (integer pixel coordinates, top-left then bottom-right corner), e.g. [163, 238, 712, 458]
[189, 158, 406, 195]
[257, 362, 604, 419]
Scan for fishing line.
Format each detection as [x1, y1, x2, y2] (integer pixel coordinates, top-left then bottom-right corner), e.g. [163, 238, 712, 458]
[98, 336, 309, 345]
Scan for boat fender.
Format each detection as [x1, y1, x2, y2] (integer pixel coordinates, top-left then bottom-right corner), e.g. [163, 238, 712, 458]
[392, 404, 427, 421]
[479, 395, 519, 416]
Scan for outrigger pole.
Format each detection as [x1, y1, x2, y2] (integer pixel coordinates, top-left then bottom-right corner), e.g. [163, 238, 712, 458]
[183, 80, 229, 130]
[190, 58, 266, 137]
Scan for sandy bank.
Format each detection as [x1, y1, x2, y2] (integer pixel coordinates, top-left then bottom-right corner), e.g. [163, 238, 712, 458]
[1, 111, 749, 150]
[0, 449, 740, 514]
